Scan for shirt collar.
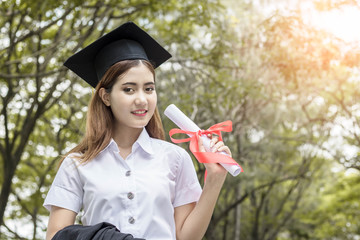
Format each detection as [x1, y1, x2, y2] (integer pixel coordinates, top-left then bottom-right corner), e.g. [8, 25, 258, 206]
[101, 138, 119, 154]
[100, 128, 154, 155]
[133, 128, 154, 155]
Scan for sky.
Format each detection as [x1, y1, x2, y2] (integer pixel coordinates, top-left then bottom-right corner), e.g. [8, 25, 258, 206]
[224, 0, 360, 43]
[302, 3, 360, 43]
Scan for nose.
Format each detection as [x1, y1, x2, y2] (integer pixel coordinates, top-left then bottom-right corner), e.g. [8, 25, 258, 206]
[134, 91, 147, 106]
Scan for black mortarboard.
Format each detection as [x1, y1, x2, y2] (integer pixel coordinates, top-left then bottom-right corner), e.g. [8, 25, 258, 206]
[64, 22, 172, 88]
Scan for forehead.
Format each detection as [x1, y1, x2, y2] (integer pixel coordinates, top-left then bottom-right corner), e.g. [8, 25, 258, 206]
[117, 64, 155, 84]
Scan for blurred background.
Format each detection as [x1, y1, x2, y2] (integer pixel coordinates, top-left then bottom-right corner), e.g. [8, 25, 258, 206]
[0, 0, 359, 239]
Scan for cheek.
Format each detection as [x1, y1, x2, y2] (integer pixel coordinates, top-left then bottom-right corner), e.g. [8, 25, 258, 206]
[110, 93, 127, 105]
[151, 94, 157, 107]
[108, 95, 127, 114]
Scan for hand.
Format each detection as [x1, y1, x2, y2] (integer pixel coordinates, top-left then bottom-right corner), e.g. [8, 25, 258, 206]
[209, 134, 232, 157]
[198, 134, 230, 180]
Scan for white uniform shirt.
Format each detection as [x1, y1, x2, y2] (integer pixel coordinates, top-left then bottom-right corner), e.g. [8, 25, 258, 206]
[43, 128, 202, 239]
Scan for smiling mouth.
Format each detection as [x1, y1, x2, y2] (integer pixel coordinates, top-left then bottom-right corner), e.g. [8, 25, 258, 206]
[131, 110, 148, 116]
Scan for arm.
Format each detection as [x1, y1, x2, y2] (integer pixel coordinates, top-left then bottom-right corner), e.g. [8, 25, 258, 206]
[174, 135, 229, 240]
[45, 206, 77, 240]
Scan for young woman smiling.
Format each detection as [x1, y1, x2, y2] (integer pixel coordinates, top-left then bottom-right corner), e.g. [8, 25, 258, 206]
[44, 22, 230, 240]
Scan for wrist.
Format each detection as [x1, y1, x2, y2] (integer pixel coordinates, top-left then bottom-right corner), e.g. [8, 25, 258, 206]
[204, 172, 227, 187]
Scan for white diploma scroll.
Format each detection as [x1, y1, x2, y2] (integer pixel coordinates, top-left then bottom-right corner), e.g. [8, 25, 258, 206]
[164, 104, 241, 176]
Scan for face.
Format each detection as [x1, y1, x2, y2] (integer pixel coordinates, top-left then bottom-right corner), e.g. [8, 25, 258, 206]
[100, 63, 157, 133]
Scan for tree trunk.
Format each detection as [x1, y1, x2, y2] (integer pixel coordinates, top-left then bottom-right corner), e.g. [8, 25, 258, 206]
[234, 184, 242, 240]
[0, 160, 16, 237]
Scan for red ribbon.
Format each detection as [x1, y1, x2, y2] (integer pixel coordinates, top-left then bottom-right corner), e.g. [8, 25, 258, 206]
[169, 120, 243, 180]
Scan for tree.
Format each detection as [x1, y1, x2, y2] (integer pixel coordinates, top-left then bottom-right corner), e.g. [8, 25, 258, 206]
[1, 0, 359, 239]
[292, 171, 360, 239]
[0, 0, 226, 238]
[165, 0, 360, 239]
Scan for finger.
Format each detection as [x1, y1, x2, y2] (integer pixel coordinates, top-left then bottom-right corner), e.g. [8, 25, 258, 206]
[197, 134, 206, 152]
[210, 135, 219, 148]
[211, 141, 225, 152]
[217, 146, 232, 157]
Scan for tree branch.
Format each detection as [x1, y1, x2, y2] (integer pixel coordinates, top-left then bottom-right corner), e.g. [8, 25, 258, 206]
[214, 173, 306, 225]
[2, 223, 27, 240]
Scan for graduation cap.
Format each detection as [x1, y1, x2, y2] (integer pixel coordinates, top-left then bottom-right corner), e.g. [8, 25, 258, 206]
[64, 22, 172, 88]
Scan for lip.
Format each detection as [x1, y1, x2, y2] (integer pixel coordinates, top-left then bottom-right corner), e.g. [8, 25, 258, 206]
[131, 109, 148, 117]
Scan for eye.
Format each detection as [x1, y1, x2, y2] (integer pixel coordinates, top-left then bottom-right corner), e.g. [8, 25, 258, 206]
[145, 87, 155, 92]
[123, 87, 134, 93]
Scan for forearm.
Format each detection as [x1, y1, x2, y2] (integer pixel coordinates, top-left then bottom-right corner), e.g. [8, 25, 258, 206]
[46, 206, 76, 240]
[177, 174, 225, 240]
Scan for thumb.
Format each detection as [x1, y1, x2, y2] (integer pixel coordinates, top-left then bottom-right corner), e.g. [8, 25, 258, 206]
[197, 134, 206, 152]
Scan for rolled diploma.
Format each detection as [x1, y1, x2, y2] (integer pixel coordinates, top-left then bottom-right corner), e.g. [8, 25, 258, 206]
[164, 104, 241, 176]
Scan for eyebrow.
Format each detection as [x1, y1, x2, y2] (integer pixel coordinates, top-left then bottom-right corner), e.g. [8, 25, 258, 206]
[122, 82, 155, 86]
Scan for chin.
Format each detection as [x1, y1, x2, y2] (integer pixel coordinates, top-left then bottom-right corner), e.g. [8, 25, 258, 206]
[131, 124, 148, 129]
[127, 119, 152, 130]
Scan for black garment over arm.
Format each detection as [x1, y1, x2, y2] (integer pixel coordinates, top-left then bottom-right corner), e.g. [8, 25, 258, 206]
[51, 222, 145, 240]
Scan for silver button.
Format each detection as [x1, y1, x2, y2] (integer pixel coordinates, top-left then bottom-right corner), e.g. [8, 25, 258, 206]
[128, 217, 135, 224]
[125, 170, 131, 177]
[127, 192, 134, 200]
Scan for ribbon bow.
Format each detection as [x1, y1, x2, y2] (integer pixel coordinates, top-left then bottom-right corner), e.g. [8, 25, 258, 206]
[169, 121, 242, 181]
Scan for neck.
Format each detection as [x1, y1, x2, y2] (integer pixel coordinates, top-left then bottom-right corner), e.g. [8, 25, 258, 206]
[112, 126, 143, 150]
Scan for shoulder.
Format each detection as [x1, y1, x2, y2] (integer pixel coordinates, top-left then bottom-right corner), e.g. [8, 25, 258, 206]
[149, 138, 196, 178]
[150, 138, 190, 159]
[58, 153, 84, 171]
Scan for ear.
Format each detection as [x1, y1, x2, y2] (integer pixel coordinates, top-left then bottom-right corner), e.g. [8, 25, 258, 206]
[99, 88, 111, 106]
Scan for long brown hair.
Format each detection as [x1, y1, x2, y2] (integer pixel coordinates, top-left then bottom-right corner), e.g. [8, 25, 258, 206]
[61, 60, 165, 165]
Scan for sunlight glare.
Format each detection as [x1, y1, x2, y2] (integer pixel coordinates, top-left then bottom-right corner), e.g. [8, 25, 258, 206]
[305, 4, 360, 43]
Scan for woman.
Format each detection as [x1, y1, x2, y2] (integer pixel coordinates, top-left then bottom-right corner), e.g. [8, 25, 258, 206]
[44, 22, 230, 240]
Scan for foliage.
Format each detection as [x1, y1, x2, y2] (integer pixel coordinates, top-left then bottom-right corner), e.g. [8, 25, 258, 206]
[0, 0, 225, 239]
[0, 0, 359, 239]
[309, 172, 360, 239]
[161, 0, 360, 239]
